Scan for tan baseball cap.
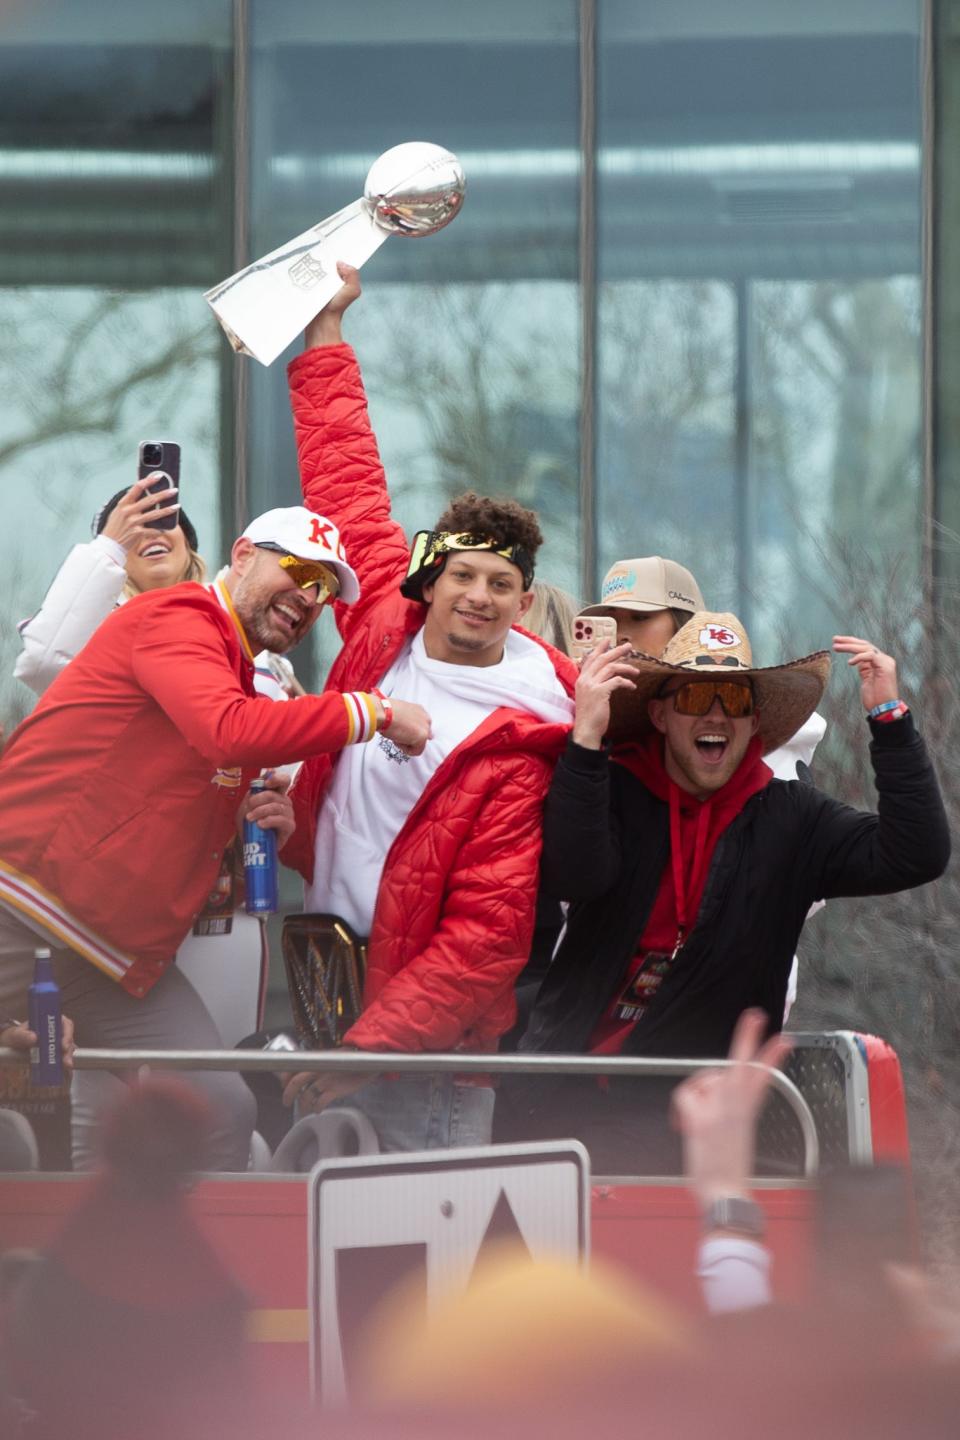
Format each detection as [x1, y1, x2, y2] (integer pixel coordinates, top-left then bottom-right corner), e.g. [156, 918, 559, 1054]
[581, 556, 704, 617]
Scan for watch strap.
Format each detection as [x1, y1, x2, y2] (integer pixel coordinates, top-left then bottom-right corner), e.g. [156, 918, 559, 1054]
[702, 1195, 766, 1238]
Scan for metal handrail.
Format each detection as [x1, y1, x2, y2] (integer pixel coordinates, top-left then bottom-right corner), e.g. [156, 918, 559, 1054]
[0, 1045, 819, 1176]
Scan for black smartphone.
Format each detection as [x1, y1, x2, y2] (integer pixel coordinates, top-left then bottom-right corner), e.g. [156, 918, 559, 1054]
[137, 440, 181, 532]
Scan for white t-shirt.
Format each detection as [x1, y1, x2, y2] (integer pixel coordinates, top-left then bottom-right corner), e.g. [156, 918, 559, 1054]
[306, 628, 573, 936]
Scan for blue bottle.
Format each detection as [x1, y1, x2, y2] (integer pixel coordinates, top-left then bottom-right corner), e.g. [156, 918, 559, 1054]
[243, 777, 279, 915]
[28, 948, 63, 1087]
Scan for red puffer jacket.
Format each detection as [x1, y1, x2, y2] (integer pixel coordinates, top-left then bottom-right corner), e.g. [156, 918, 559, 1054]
[284, 343, 577, 1053]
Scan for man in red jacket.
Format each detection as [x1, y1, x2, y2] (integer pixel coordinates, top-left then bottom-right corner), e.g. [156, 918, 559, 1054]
[0, 506, 429, 1169]
[280, 265, 578, 1152]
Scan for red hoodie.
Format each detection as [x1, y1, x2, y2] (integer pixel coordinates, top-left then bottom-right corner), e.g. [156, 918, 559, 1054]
[590, 733, 772, 1054]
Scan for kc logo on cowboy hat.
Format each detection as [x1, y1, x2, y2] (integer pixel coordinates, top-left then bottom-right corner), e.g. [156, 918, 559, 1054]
[607, 610, 831, 754]
[699, 624, 740, 650]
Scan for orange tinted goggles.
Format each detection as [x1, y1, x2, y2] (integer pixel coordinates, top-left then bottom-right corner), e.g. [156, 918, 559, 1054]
[276, 553, 340, 601]
[666, 679, 755, 718]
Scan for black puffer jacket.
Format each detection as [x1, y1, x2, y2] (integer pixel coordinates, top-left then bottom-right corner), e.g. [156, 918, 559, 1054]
[521, 715, 950, 1061]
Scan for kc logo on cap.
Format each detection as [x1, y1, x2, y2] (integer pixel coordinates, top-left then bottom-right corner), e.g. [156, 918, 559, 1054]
[309, 515, 347, 561]
[242, 506, 360, 602]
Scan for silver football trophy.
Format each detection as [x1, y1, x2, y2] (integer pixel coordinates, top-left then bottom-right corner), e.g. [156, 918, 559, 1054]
[205, 141, 466, 366]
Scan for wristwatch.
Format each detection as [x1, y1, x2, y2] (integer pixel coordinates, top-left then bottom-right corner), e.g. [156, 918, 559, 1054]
[702, 1195, 765, 1239]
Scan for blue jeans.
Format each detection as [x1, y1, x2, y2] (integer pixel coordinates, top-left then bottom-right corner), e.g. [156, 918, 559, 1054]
[346, 1074, 494, 1154]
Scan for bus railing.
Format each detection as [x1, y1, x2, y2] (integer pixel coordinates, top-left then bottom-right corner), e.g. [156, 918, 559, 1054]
[0, 1045, 820, 1176]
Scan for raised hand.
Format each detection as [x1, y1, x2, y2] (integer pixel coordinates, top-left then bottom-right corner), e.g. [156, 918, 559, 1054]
[833, 636, 900, 713]
[572, 639, 638, 750]
[305, 261, 362, 348]
[670, 1008, 792, 1209]
[102, 475, 180, 553]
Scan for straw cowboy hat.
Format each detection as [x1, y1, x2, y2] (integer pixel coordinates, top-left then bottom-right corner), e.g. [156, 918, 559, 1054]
[607, 611, 831, 755]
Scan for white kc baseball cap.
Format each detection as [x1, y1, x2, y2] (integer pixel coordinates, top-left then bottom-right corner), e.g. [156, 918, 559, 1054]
[242, 506, 360, 603]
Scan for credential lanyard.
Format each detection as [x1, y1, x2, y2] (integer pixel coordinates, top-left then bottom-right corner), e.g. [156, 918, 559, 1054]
[668, 784, 710, 959]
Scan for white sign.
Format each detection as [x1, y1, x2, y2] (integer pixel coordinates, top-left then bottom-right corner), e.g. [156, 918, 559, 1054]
[308, 1140, 590, 1405]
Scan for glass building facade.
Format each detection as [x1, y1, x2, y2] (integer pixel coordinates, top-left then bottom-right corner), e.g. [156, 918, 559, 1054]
[1, 0, 939, 732]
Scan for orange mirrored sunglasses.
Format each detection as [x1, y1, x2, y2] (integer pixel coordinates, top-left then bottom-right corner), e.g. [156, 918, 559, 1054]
[663, 679, 755, 718]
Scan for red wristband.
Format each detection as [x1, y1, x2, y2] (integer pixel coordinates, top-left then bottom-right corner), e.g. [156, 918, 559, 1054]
[372, 688, 394, 733]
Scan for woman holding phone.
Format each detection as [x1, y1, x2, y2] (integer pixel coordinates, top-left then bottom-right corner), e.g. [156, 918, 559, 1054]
[14, 474, 202, 695]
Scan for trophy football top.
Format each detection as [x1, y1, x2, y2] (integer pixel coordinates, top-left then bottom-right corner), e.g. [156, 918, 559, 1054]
[362, 141, 466, 238]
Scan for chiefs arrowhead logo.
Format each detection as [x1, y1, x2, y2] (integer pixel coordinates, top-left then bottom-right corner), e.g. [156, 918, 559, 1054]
[698, 624, 740, 650]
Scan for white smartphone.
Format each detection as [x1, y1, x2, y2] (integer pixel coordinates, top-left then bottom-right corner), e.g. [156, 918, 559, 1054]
[570, 613, 618, 662]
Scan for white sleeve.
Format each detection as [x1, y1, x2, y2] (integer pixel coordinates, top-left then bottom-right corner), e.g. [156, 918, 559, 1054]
[765, 710, 827, 781]
[13, 537, 127, 696]
[252, 650, 291, 702]
[697, 1236, 772, 1315]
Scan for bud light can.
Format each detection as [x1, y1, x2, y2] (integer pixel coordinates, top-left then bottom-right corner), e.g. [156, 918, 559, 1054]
[28, 947, 63, 1087]
[243, 777, 279, 915]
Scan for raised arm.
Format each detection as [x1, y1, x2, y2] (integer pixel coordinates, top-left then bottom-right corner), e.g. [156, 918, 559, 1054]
[807, 638, 949, 898]
[287, 265, 411, 635]
[538, 641, 636, 899]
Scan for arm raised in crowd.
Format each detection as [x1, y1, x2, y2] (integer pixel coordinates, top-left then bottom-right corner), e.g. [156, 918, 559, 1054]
[672, 1009, 791, 1315]
[288, 264, 411, 635]
[805, 638, 950, 900]
[539, 640, 637, 900]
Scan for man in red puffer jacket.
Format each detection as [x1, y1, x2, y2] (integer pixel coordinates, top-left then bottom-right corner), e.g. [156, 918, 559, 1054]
[281, 264, 577, 1151]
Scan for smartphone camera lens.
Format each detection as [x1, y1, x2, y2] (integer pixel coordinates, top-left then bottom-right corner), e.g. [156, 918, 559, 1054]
[142, 444, 163, 467]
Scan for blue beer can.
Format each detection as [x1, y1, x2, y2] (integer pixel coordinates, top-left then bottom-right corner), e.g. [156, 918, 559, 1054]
[28, 948, 63, 1087]
[243, 778, 279, 915]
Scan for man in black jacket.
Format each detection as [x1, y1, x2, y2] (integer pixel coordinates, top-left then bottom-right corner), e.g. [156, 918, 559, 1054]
[515, 612, 950, 1173]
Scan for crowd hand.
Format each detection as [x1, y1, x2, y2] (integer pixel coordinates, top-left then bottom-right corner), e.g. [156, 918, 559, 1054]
[886, 1262, 960, 1362]
[237, 772, 295, 847]
[0, 1014, 76, 1072]
[379, 697, 432, 757]
[670, 1008, 792, 1210]
[282, 1063, 375, 1114]
[572, 640, 638, 750]
[101, 474, 180, 552]
[833, 635, 899, 713]
[305, 261, 362, 348]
